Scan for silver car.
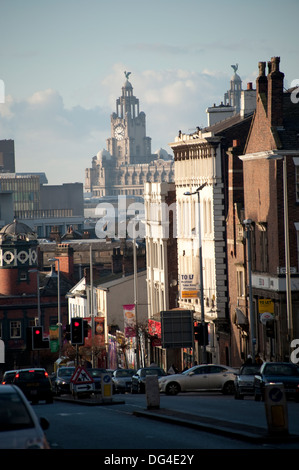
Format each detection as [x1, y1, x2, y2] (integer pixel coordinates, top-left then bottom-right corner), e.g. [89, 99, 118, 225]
[234, 364, 261, 399]
[112, 369, 136, 393]
[0, 384, 50, 449]
[159, 364, 237, 395]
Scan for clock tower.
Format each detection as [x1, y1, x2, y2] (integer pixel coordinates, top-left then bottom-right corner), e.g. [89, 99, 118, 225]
[85, 72, 174, 197]
[107, 72, 152, 166]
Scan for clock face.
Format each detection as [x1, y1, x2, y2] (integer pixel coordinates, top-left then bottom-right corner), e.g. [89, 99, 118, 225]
[114, 125, 124, 140]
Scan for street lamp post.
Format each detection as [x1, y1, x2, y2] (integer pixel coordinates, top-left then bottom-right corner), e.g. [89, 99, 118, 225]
[48, 258, 61, 358]
[28, 269, 41, 326]
[267, 154, 293, 350]
[133, 220, 140, 370]
[243, 219, 256, 359]
[90, 244, 95, 368]
[184, 183, 207, 363]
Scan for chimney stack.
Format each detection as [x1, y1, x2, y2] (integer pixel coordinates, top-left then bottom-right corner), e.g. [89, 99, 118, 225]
[256, 61, 267, 99]
[267, 56, 284, 127]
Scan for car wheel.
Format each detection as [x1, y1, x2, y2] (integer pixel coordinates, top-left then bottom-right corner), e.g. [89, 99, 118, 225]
[222, 381, 235, 395]
[165, 382, 181, 395]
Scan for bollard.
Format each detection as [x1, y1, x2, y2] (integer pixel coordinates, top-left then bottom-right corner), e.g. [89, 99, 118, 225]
[145, 375, 160, 410]
[264, 383, 289, 436]
[101, 373, 112, 401]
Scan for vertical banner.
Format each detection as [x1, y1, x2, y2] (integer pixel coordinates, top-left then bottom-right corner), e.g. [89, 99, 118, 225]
[148, 319, 161, 346]
[123, 304, 136, 338]
[49, 325, 59, 353]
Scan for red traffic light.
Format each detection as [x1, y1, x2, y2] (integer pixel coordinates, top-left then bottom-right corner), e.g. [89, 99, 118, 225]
[74, 321, 80, 327]
[31, 326, 49, 350]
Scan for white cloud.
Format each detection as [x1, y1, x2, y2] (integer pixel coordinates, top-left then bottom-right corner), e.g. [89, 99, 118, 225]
[0, 66, 233, 185]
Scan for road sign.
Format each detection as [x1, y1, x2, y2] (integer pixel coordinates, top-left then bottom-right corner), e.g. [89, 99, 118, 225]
[72, 383, 95, 394]
[101, 373, 112, 399]
[264, 383, 288, 436]
[71, 366, 94, 385]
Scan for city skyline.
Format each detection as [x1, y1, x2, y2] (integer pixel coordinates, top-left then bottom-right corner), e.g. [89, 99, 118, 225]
[0, 0, 298, 185]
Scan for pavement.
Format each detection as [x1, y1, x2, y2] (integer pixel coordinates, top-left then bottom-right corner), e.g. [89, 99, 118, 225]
[54, 394, 299, 444]
[133, 406, 299, 444]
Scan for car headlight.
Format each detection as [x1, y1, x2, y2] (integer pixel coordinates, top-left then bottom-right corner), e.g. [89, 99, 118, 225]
[26, 438, 49, 449]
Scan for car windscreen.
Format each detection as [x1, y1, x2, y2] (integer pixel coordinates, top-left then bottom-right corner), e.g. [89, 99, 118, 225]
[15, 370, 46, 382]
[0, 392, 34, 431]
[264, 364, 299, 376]
[142, 369, 164, 376]
[241, 365, 261, 375]
[115, 370, 135, 377]
[58, 368, 75, 377]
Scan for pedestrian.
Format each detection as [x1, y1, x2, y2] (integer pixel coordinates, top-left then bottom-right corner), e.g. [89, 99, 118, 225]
[168, 364, 179, 374]
[149, 361, 158, 368]
[255, 354, 263, 365]
[244, 354, 253, 365]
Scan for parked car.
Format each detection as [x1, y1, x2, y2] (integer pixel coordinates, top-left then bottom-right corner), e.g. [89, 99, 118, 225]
[159, 364, 237, 395]
[1, 369, 17, 384]
[131, 367, 167, 393]
[253, 362, 299, 401]
[88, 368, 108, 391]
[112, 369, 136, 393]
[13, 368, 53, 404]
[234, 363, 261, 399]
[0, 384, 50, 449]
[52, 366, 76, 395]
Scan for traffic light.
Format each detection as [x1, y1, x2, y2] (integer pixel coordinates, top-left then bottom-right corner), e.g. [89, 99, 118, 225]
[194, 325, 201, 342]
[32, 326, 50, 350]
[194, 322, 209, 345]
[71, 317, 84, 344]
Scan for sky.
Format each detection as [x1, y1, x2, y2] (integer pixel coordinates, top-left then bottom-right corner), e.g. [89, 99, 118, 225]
[0, 0, 298, 186]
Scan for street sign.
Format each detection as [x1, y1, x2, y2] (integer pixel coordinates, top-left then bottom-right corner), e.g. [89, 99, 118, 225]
[101, 373, 112, 399]
[71, 366, 94, 385]
[72, 383, 95, 394]
[180, 274, 199, 299]
[264, 383, 289, 436]
[71, 366, 95, 396]
[161, 310, 193, 348]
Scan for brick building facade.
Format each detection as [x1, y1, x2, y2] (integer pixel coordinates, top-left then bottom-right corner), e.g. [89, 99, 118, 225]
[229, 57, 299, 365]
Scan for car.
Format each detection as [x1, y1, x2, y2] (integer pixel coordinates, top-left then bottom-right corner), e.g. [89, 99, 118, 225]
[253, 361, 299, 401]
[88, 368, 108, 391]
[0, 384, 50, 449]
[234, 363, 261, 399]
[131, 367, 167, 393]
[52, 366, 76, 395]
[1, 369, 17, 384]
[112, 369, 136, 393]
[159, 364, 238, 396]
[13, 368, 53, 404]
